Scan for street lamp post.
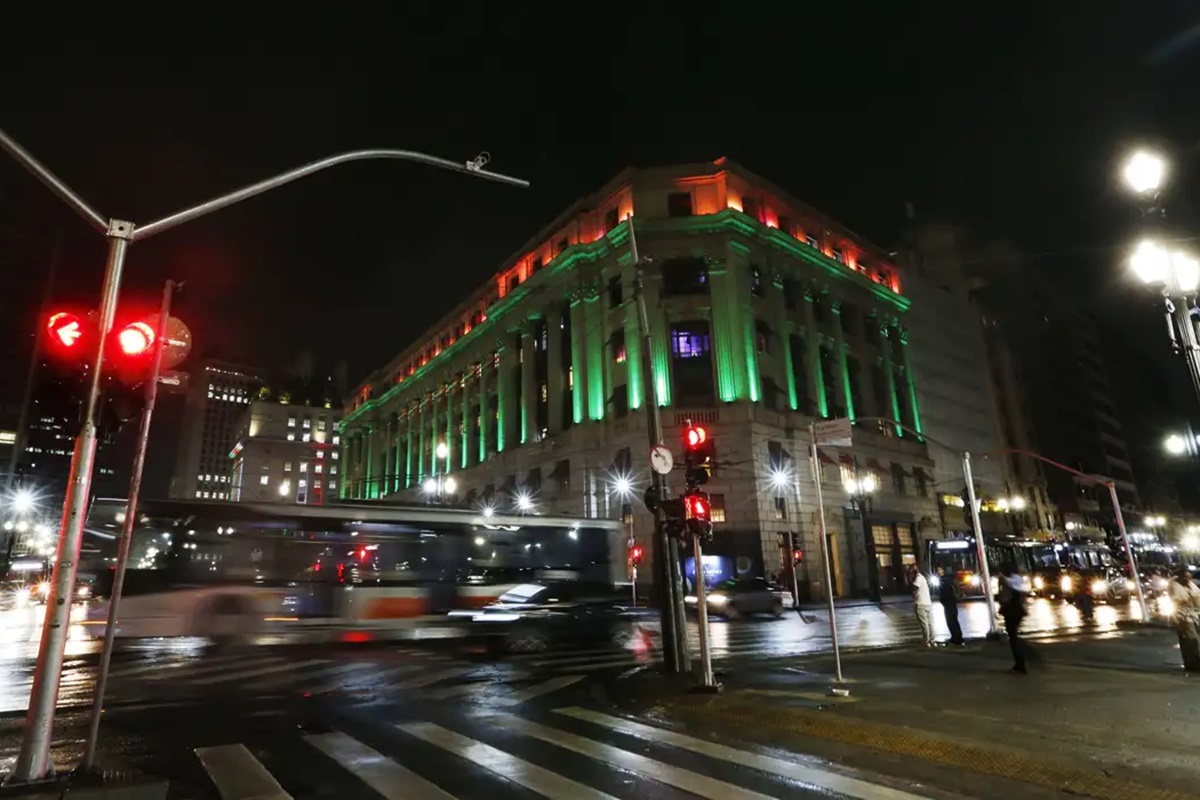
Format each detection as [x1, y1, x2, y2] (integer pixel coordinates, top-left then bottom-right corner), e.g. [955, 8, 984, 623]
[843, 470, 881, 602]
[422, 442, 455, 504]
[0, 126, 527, 783]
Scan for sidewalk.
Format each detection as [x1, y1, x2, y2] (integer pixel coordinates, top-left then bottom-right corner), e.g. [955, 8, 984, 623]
[611, 629, 1200, 800]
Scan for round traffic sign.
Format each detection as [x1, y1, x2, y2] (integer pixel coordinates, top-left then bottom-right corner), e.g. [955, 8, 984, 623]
[650, 445, 674, 475]
[145, 314, 192, 370]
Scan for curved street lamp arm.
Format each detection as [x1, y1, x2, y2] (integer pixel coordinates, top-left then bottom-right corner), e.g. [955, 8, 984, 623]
[133, 149, 529, 242]
[0, 127, 108, 233]
[977, 447, 1106, 485]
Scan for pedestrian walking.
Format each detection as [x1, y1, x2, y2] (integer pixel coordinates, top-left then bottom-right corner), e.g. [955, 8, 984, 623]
[998, 561, 1028, 674]
[936, 566, 964, 645]
[1167, 566, 1200, 673]
[908, 564, 933, 647]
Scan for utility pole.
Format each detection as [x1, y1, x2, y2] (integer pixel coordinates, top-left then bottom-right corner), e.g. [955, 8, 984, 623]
[628, 218, 690, 673]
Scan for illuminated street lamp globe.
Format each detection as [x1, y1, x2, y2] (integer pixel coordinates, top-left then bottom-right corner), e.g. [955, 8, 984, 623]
[435, 441, 449, 460]
[1121, 150, 1167, 195]
[422, 477, 438, 494]
[1130, 240, 1200, 292]
[1166, 433, 1188, 455]
[444, 477, 458, 495]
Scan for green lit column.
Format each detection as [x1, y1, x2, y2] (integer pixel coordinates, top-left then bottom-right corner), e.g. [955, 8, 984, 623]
[584, 290, 605, 420]
[569, 294, 586, 423]
[391, 417, 401, 494]
[403, 405, 414, 489]
[460, 370, 471, 469]
[547, 305, 565, 432]
[729, 246, 761, 402]
[831, 301, 855, 421]
[520, 323, 538, 443]
[497, 339, 516, 451]
[417, 396, 427, 482]
[427, 390, 439, 477]
[803, 292, 828, 417]
[643, 269, 672, 406]
[880, 322, 904, 436]
[898, 326, 923, 436]
[444, 379, 455, 474]
[705, 257, 741, 402]
[478, 356, 490, 460]
[364, 425, 376, 499]
[769, 273, 797, 410]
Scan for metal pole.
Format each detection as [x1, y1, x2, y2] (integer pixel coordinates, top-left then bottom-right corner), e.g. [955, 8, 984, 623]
[14, 228, 130, 781]
[692, 535, 716, 688]
[629, 218, 689, 673]
[810, 422, 845, 689]
[1170, 292, 1200, 405]
[81, 280, 174, 770]
[859, 493, 882, 602]
[1108, 481, 1150, 623]
[629, 523, 637, 608]
[787, 530, 801, 610]
[962, 451, 1000, 636]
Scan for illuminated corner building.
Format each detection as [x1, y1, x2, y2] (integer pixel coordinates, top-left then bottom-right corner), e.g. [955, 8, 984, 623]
[340, 158, 942, 599]
[169, 360, 265, 501]
[229, 388, 343, 505]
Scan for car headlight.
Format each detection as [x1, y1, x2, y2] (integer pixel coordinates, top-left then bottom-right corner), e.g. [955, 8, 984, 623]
[969, 575, 981, 587]
[1060, 576, 1073, 592]
[77, 585, 91, 599]
[37, 581, 50, 597]
[1126, 579, 1136, 590]
[1033, 576, 1045, 590]
[1091, 580, 1107, 595]
[707, 594, 727, 605]
[929, 575, 940, 587]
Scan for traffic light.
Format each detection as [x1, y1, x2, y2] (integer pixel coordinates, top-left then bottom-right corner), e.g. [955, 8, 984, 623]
[628, 543, 644, 565]
[682, 422, 715, 488]
[682, 490, 713, 541]
[793, 549, 803, 565]
[45, 312, 87, 356]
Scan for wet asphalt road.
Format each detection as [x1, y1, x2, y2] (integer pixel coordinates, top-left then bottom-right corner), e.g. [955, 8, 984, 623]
[0, 594, 1166, 715]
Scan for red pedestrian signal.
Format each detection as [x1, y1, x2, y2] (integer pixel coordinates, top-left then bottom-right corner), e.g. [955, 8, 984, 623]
[793, 549, 803, 564]
[116, 321, 155, 356]
[684, 493, 710, 520]
[629, 544, 644, 565]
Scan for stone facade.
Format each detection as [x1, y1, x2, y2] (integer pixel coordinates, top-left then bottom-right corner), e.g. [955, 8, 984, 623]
[339, 158, 943, 598]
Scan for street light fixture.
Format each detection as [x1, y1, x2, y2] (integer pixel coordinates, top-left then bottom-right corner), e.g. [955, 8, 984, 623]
[1122, 150, 1167, 196]
[11, 489, 35, 515]
[842, 470, 881, 602]
[1166, 433, 1189, 455]
[1129, 240, 1200, 405]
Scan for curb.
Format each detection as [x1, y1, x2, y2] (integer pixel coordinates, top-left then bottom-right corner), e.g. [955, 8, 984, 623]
[666, 695, 1194, 800]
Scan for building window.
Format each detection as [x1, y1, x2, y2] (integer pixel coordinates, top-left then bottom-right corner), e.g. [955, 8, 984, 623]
[604, 207, 620, 233]
[316, 450, 324, 459]
[671, 325, 710, 359]
[914, 468, 928, 498]
[288, 417, 296, 427]
[333, 435, 340, 446]
[318, 419, 326, 431]
[285, 461, 293, 472]
[742, 196, 761, 221]
[709, 493, 727, 523]
[806, 235, 820, 249]
[332, 451, 339, 460]
[302, 433, 311, 443]
[831, 248, 846, 264]
[303, 419, 311, 429]
[259, 475, 269, 485]
[287, 433, 295, 442]
[315, 464, 323, 474]
[607, 276, 623, 308]
[613, 329, 627, 364]
[555, 238, 568, 256]
[774, 496, 787, 521]
[755, 319, 771, 354]
[891, 464, 907, 495]
[507, 274, 520, 293]
[661, 257, 708, 296]
[750, 265, 764, 297]
[667, 192, 693, 217]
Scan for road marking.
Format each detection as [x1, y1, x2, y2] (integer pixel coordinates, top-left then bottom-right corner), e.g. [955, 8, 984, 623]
[503, 715, 778, 799]
[262, 662, 381, 688]
[493, 675, 585, 706]
[143, 656, 282, 681]
[396, 721, 618, 800]
[306, 731, 453, 799]
[191, 659, 328, 685]
[555, 707, 931, 800]
[390, 666, 475, 689]
[741, 688, 856, 703]
[195, 743, 293, 800]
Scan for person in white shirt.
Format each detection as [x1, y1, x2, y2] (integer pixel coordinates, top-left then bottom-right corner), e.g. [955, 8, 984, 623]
[1168, 566, 1200, 672]
[908, 564, 933, 646]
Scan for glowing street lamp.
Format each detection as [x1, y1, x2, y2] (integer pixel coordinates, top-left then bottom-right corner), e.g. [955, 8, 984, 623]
[1166, 433, 1189, 455]
[843, 471, 881, 602]
[435, 441, 449, 460]
[1122, 150, 1167, 196]
[12, 489, 35, 515]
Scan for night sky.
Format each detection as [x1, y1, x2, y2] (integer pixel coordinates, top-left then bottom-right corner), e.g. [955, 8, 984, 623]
[3, 5, 1200, 489]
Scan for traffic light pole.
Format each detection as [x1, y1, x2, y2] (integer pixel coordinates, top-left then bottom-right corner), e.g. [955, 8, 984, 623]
[0, 125, 528, 783]
[809, 421, 846, 691]
[962, 452, 1000, 637]
[14, 226, 130, 781]
[629, 218, 689, 674]
[691, 534, 717, 689]
[81, 280, 176, 771]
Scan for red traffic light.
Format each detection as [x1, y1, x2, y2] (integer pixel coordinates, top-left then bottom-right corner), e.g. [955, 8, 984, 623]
[684, 425, 708, 449]
[629, 545, 644, 564]
[684, 493, 710, 520]
[793, 549, 803, 563]
[116, 321, 155, 356]
[47, 312, 84, 350]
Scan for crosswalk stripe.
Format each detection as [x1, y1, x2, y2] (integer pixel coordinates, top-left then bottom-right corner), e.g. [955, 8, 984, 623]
[262, 662, 381, 688]
[195, 743, 292, 800]
[493, 675, 585, 706]
[422, 681, 497, 700]
[191, 659, 329, 685]
[555, 708, 929, 800]
[144, 656, 282, 682]
[390, 666, 475, 689]
[502, 714, 778, 799]
[305, 731, 454, 799]
[395, 721, 619, 800]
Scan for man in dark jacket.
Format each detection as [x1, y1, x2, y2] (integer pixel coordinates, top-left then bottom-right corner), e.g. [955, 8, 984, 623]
[937, 566, 964, 645]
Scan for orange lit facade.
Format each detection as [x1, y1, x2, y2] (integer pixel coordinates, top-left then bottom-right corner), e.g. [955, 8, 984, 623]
[340, 159, 942, 598]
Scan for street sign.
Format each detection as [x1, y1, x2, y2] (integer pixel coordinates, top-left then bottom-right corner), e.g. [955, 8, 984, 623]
[650, 444, 674, 475]
[813, 417, 853, 447]
[146, 314, 192, 370]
